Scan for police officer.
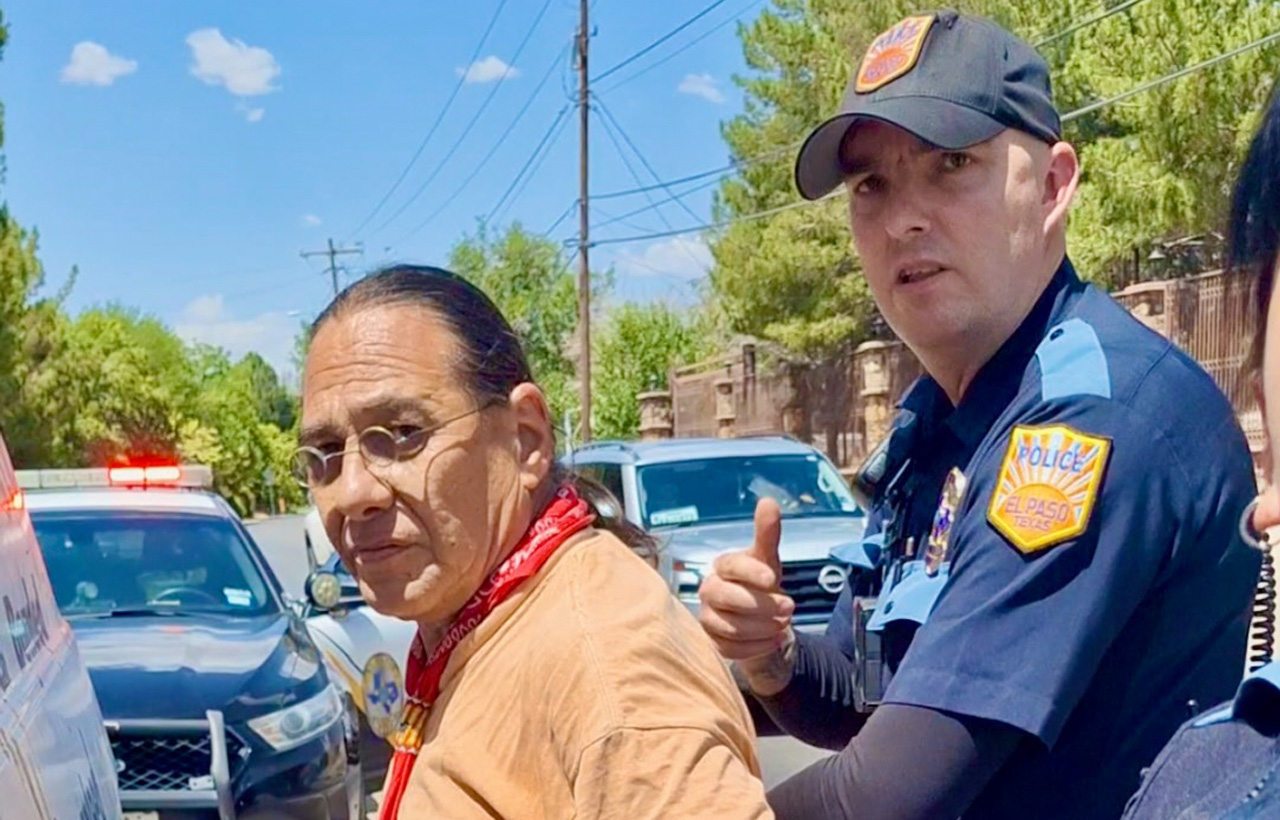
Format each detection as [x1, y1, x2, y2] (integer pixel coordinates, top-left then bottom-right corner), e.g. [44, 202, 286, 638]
[697, 11, 1262, 819]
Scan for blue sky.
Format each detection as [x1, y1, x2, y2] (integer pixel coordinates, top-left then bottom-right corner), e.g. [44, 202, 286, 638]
[1, 0, 763, 378]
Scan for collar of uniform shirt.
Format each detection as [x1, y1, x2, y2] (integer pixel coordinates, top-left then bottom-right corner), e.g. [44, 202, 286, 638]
[1235, 663, 1280, 737]
[917, 258, 1081, 450]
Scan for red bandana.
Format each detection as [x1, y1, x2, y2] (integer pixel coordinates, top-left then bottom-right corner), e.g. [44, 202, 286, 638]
[378, 486, 594, 820]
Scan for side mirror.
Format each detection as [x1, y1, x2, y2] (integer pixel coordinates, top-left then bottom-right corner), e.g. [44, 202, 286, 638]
[305, 570, 343, 611]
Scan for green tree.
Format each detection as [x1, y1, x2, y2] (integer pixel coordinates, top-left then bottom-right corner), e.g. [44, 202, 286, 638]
[449, 222, 596, 424]
[235, 352, 296, 430]
[711, 0, 1280, 354]
[593, 303, 717, 440]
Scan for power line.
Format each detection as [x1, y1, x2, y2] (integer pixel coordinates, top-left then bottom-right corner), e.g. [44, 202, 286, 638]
[593, 204, 663, 235]
[590, 27, 1280, 248]
[1034, 0, 1150, 48]
[594, 97, 702, 223]
[391, 43, 571, 245]
[484, 105, 572, 224]
[591, 195, 835, 247]
[371, 0, 558, 237]
[593, 140, 798, 199]
[346, 0, 513, 239]
[595, 173, 724, 229]
[1062, 28, 1280, 123]
[493, 107, 575, 224]
[587, 1, 1152, 205]
[592, 104, 710, 270]
[599, 0, 765, 93]
[592, 0, 731, 83]
[543, 199, 579, 236]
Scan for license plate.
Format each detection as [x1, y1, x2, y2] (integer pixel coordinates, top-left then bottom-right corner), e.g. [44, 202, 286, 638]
[123, 813, 159, 820]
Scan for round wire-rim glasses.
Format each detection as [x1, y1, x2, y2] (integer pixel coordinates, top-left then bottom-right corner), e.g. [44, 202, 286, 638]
[290, 403, 493, 489]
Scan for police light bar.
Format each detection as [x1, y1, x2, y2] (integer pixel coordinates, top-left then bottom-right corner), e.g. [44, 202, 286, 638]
[15, 464, 214, 490]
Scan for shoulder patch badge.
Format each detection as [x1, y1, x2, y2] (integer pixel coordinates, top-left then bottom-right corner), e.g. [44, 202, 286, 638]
[987, 425, 1111, 554]
[856, 15, 935, 93]
[925, 467, 967, 576]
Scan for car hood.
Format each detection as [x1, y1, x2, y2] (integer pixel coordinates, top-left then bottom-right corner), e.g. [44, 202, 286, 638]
[658, 515, 866, 566]
[72, 612, 324, 724]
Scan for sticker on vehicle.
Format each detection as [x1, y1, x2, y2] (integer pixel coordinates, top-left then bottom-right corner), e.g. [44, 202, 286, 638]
[223, 588, 253, 607]
[650, 506, 699, 526]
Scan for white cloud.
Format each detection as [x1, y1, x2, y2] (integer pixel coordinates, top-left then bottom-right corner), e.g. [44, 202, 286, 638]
[245, 107, 265, 123]
[457, 55, 519, 84]
[300, 214, 322, 228]
[616, 237, 712, 280]
[60, 42, 138, 87]
[678, 73, 725, 104]
[186, 28, 281, 96]
[174, 294, 299, 376]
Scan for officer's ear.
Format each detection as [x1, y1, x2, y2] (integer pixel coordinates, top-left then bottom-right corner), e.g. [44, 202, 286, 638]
[1041, 141, 1079, 237]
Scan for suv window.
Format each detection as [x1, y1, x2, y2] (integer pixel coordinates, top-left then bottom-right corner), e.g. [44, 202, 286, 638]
[31, 511, 276, 616]
[637, 454, 859, 528]
[573, 463, 625, 506]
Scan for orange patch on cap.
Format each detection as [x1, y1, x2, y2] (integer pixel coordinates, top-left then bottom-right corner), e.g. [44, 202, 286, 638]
[856, 15, 936, 94]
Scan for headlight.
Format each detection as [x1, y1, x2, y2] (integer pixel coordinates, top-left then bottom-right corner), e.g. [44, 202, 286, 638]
[248, 685, 344, 751]
[673, 559, 706, 598]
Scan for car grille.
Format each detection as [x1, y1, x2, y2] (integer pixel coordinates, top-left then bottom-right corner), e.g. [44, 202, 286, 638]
[781, 559, 845, 621]
[111, 732, 245, 792]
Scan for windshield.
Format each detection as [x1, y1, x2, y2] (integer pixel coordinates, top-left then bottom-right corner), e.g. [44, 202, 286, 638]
[31, 512, 277, 617]
[637, 454, 861, 528]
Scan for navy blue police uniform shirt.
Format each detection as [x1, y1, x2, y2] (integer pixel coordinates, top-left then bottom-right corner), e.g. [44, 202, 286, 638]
[826, 258, 1261, 819]
[1122, 661, 1280, 819]
[1126, 660, 1280, 818]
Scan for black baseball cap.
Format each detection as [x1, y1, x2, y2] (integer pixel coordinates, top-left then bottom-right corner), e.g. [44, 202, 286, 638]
[795, 10, 1061, 201]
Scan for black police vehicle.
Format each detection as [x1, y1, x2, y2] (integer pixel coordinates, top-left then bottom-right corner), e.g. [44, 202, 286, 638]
[19, 465, 364, 820]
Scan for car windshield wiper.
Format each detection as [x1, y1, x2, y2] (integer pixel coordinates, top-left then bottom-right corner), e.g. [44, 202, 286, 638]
[71, 607, 199, 619]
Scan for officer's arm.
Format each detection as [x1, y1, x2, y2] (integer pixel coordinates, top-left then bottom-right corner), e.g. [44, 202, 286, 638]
[767, 703, 1021, 820]
[751, 586, 869, 750]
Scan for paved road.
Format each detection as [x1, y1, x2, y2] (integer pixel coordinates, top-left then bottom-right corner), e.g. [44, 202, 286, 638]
[245, 514, 833, 794]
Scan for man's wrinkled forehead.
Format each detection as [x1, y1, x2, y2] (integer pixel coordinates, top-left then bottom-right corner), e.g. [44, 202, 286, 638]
[302, 305, 463, 412]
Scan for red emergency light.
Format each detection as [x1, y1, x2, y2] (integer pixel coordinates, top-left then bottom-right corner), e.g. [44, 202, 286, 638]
[108, 465, 184, 486]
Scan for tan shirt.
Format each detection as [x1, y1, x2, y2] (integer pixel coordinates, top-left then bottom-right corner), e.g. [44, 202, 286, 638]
[395, 527, 774, 820]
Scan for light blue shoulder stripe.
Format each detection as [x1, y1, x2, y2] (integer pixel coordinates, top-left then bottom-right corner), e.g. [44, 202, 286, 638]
[830, 531, 884, 571]
[1035, 318, 1111, 401]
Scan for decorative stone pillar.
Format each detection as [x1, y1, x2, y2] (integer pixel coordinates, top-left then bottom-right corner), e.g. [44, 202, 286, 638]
[856, 340, 894, 451]
[714, 377, 737, 439]
[637, 390, 674, 441]
[1115, 281, 1169, 338]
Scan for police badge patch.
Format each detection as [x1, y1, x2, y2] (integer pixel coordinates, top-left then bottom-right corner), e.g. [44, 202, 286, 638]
[925, 467, 967, 576]
[987, 424, 1111, 554]
[362, 652, 406, 739]
[856, 15, 936, 93]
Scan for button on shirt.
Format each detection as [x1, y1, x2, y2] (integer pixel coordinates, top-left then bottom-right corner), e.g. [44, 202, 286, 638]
[828, 259, 1260, 818]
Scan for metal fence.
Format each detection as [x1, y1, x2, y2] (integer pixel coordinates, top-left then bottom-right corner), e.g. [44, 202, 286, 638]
[1114, 271, 1262, 453]
[670, 269, 1263, 470]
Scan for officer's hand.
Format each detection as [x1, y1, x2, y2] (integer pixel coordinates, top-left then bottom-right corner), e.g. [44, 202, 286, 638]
[698, 499, 797, 693]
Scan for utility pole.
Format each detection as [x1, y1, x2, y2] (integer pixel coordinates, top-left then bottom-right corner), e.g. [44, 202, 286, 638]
[576, 0, 593, 442]
[301, 238, 363, 297]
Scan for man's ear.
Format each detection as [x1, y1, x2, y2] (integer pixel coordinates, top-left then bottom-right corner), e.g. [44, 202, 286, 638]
[1042, 140, 1080, 237]
[509, 383, 555, 491]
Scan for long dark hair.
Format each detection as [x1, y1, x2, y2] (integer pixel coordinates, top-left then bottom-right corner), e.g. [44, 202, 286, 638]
[1231, 78, 1280, 372]
[312, 264, 657, 564]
